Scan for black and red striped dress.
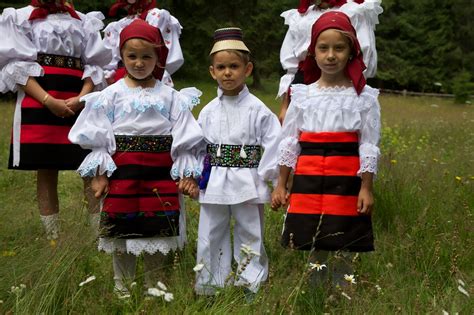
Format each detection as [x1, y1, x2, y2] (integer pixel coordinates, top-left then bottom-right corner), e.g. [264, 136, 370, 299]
[0, 7, 112, 170]
[279, 83, 381, 252]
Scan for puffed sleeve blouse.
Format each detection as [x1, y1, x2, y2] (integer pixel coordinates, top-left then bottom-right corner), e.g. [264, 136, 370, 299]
[0, 6, 112, 92]
[278, 83, 381, 176]
[68, 79, 203, 179]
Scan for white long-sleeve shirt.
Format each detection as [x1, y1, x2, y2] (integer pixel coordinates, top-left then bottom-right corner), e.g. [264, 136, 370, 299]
[198, 86, 281, 205]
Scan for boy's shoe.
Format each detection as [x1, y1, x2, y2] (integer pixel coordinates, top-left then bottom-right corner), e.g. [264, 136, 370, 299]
[114, 285, 131, 299]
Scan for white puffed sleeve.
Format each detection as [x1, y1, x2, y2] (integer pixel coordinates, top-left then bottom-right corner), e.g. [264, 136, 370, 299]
[169, 87, 203, 179]
[80, 11, 112, 90]
[277, 85, 306, 169]
[278, 9, 301, 97]
[146, 8, 184, 76]
[340, 0, 383, 78]
[358, 86, 381, 175]
[0, 8, 43, 93]
[257, 109, 282, 183]
[68, 91, 117, 177]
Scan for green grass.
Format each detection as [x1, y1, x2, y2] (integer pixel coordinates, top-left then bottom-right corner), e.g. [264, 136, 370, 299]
[0, 82, 473, 314]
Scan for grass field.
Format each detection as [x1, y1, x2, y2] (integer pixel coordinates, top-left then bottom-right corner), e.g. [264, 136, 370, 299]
[0, 80, 472, 314]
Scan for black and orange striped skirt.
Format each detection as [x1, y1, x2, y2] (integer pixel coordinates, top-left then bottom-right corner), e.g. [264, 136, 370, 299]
[8, 56, 89, 170]
[100, 135, 180, 239]
[281, 132, 374, 252]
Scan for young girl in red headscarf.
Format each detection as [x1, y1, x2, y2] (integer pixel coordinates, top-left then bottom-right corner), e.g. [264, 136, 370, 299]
[272, 11, 381, 289]
[0, 0, 112, 241]
[278, 0, 383, 123]
[69, 19, 203, 298]
[103, 0, 184, 87]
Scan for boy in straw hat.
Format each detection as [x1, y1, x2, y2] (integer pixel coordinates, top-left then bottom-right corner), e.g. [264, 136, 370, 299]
[194, 27, 281, 299]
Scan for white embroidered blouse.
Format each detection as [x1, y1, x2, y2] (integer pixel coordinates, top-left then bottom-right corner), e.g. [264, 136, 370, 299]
[102, 8, 183, 86]
[198, 86, 281, 205]
[278, 83, 381, 175]
[68, 79, 203, 180]
[278, 0, 383, 97]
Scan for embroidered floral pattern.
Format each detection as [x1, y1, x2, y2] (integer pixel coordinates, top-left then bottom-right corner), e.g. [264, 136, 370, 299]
[207, 144, 262, 168]
[115, 135, 172, 152]
[37, 54, 84, 70]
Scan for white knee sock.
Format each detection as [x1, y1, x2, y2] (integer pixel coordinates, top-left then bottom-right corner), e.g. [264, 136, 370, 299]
[113, 252, 137, 293]
[40, 213, 60, 240]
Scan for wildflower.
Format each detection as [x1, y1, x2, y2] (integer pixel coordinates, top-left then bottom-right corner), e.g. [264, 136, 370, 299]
[375, 284, 382, 292]
[455, 176, 462, 181]
[240, 244, 260, 257]
[164, 292, 174, 302]
[341, 291, 352, 300]
[309, 262, 327, 271]
[193, 263, 204, 272]
[156, 281, 167, 291]
[79, 275, 96, 287]
[386, 262, 394, 268]
[50, 239, 57, 248]
[457, 285, 470, 297]
[2, 250, 16, 257]
[344, 274, 356, 284]
[147, 288, 165, 297]
[390, 159, 397, 164]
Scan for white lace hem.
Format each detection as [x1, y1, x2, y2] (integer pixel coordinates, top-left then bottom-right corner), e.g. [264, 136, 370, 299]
[0, 62, 43, 93]
[98, 236, 184, 256]
[277, 136, 301, 169]
[358, 155, 378, 176]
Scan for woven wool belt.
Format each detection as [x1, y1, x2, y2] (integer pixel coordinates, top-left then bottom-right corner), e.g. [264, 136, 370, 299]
[206, 144, 262, 168]
[37, 53, 84, 70]
[115, 135, 173, 152]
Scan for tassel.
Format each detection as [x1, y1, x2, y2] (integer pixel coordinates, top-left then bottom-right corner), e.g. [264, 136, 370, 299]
[239, 145, 247, 159]
[216, 144, 221, 157]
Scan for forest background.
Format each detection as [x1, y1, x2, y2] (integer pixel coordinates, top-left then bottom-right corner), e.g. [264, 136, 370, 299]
[0, 0, 473, 98]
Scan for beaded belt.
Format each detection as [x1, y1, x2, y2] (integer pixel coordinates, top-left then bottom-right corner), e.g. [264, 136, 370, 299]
[37, 53, 84, 70]
[206, 144, 262, 168]
[115, 135, 173, 152]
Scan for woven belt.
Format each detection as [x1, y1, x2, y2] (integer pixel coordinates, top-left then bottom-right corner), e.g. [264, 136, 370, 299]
[115, 135, 173, 152]
[207, 144, 262, 168]
[37, 53, 84, 70]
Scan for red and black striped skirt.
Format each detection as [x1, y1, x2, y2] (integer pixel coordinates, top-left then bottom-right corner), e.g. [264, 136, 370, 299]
[100, 135, 180, 239]
[8, 61, 89, 170]
[281, 132, 374, 252]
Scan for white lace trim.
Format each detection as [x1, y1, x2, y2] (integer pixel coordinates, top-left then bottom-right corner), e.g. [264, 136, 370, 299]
[290, 83, 379, 112]
[77, 151, 117, 177]
[1, 62, 43, 93]
[358, 155, 378, 176]
[98, 237, 183, 256]
[277, 136, 301, 169]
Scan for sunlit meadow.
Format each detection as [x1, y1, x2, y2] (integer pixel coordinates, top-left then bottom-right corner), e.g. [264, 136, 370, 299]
[0, 80, 472, 314]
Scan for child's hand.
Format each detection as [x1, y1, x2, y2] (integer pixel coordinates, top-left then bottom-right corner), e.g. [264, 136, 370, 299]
[91, 175, 109, 198]
[357, 187, 374, 215]
[271, 185, 288, 210]
[65, 96, 84, 113]
[178, 177, 199, 199]
[45, 96, 75, 118]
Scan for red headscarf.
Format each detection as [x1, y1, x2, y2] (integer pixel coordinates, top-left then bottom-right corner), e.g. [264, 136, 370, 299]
[297, 0, 364, 14]
[29, 0, 81, 21]
[109, 0, 157, 20]
[302, 11, 366, 95]
[119, 19, 168, 80]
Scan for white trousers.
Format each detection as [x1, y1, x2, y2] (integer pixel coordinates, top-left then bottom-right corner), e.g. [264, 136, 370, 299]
[195, 203, 268, 294]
